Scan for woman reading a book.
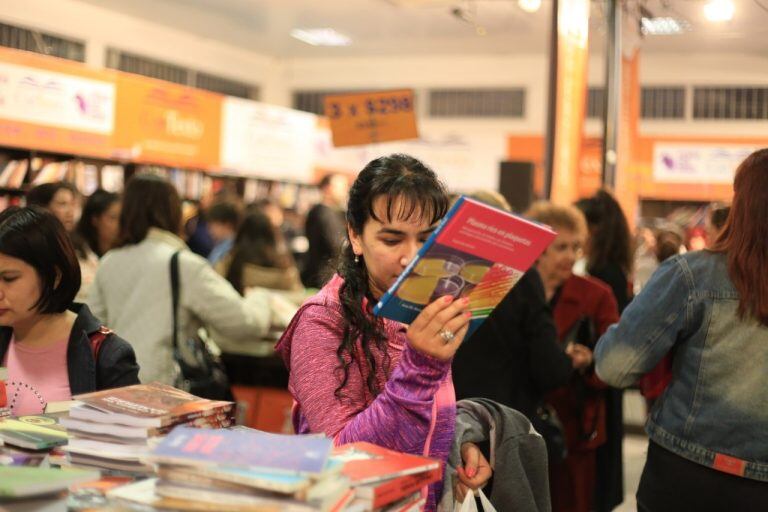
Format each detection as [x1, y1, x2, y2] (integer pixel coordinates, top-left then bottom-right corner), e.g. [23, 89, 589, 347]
[0, 206, 139, 416]
[277, 154, 491, 511]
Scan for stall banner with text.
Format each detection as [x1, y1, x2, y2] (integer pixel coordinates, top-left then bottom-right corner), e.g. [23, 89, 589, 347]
[324, 89, 418, 147]
[653, 144, 757, 184]
[221, 97, 317, 181]
[113, 74, 221, 169]
[0, 47, 116, 157]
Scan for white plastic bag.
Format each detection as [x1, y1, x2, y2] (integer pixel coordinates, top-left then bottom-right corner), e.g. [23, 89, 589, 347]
[454, 488, 497, 512]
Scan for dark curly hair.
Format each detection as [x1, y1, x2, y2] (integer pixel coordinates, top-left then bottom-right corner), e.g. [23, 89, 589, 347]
[335, 154, 449, 399]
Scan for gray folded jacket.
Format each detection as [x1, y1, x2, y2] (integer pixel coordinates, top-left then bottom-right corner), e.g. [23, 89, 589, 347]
[439, 397, 551, 512]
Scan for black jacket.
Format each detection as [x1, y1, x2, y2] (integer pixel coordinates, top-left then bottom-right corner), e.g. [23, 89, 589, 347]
[0, 303, 140, 396]
[588, 262, 630, 512]
[589, 262, 631, 313]
[453, 269, 573, 419]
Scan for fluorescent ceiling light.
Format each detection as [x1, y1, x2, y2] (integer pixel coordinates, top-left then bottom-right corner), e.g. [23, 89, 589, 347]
[704, 0, 734, 21]
[640, 17, 689, 35]
[518, 0, 542, 13]
[290, 28, 351, 46]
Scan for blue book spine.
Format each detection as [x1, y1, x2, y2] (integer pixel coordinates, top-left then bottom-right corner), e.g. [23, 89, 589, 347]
[373, 196, 467, 322]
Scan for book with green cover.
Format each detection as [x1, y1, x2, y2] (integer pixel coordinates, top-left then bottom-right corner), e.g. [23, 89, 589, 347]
[0, 415, 69, 450]
[0, 466, 99, 498]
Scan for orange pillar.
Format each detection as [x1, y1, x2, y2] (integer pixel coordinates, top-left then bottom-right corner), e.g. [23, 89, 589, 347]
[550, 0, 591, 205]
[614, 47, 641, 229]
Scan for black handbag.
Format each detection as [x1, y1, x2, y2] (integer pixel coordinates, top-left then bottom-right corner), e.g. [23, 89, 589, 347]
[170, 251, 232, 401]
[532, 316, 596, 462]
[532, 402, 568, 462]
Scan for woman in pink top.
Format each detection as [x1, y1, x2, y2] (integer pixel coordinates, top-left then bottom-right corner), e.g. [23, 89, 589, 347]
[0, 207, 139, 416]
[277, 154, 492, 510]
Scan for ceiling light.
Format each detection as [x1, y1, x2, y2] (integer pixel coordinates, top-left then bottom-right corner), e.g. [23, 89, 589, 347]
[518, 0, 542, 13]
[640, 16, 689, 35]
[704, 0, 734, 22]
[290, 28, 351, 46]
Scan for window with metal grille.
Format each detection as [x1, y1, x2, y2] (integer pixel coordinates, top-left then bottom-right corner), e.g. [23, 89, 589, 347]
[195, 72, 257, 99]
[641, 86, 685, 119]
[106, 49, 258, 98]
[293, 90, 353, 115]
[586, 87, 605, 119]
[0, 22, 85, 62]
[693, 87, 768, 120]
[428, 88, 524, 117]
[106, 48, 188, 85]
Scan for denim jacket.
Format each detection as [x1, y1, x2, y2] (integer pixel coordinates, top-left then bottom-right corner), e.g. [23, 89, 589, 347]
[595, 251, 768, 482]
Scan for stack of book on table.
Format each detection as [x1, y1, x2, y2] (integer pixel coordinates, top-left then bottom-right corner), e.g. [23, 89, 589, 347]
[59, 383, 234, 474]
[109, 426, 351, 511]
[107, 427, 441, 512]
[334, 442, 440, 511]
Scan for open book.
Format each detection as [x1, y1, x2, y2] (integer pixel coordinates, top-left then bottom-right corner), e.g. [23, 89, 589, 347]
[374, 195, 556, 334]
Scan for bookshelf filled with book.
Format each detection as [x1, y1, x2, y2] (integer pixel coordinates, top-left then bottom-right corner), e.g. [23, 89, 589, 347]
[0, 147, 322, 216]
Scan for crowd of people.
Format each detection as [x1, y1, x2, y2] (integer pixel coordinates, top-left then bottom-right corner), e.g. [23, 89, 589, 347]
[1, 149, 766, 511]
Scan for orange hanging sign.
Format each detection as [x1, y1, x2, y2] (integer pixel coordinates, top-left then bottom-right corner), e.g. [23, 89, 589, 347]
[113, 74, 221, 169]
[324, 89, 418, 147]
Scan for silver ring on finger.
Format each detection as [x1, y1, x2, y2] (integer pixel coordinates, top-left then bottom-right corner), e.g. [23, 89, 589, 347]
[439, 328, 456, 343]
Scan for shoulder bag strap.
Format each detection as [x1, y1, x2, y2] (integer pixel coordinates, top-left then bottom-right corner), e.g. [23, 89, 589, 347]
[170, 251, 182, 351]
[89, 326, 113, 362]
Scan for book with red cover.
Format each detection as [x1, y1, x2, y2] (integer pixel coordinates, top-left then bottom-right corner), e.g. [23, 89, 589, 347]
[355, 465, 441, 509]
[374, 195, 556, 334]
[333, 442, 441, 485]
[72, 383, 234, 428]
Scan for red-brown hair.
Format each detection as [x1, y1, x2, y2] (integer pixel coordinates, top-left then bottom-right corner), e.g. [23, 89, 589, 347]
[712, 148, 768, 326]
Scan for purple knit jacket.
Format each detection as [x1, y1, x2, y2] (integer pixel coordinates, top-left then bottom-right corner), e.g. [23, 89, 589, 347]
[275, 275, 456, 511]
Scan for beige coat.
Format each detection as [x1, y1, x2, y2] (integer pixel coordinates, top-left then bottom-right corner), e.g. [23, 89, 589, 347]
[87, 228, 271, 384]
[214, 255, 304, 293]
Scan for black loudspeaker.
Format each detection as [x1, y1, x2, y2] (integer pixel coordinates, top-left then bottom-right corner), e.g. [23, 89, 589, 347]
[499, 161, 535, 213]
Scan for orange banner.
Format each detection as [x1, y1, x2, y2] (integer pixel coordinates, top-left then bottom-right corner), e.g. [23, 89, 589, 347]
[550, 0, 591, 204]
[324, 89, 418, 147]
[614, 49, 641, 226]
[113, 74, 221, 169]
[0, 47, 116, 158]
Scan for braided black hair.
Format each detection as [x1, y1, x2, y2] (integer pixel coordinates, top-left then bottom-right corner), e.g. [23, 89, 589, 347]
[334, 154, 449, 399]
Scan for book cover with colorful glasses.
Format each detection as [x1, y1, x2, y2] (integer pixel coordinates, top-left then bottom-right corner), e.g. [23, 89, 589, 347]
[373, 195, 556, 334]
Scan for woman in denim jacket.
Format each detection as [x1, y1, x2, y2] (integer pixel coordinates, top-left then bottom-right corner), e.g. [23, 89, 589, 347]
[595, 148, 768, 511]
